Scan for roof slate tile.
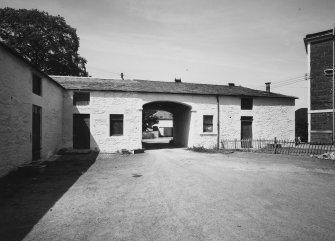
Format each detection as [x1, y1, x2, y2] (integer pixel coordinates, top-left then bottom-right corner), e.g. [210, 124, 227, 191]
[51, 76, 296, 99]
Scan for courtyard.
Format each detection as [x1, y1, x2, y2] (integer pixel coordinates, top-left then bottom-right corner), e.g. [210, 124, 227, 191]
[0, 149, 334, 241]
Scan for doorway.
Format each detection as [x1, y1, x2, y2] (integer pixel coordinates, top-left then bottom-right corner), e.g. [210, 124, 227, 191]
[73, 114, 90, 149]
[241, 116, 253, 148]
[32, 105, 42, 160]
[142, 101, 191, 149]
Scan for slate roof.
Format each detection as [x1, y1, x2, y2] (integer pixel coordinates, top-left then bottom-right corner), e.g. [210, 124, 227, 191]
[51, 76, 296, 99]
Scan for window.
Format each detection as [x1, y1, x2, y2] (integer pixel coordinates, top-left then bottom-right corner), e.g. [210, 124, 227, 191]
[324, 69, 334, 77]
[203, 115, 213, 132]
[110, 114, 123, 136]
[73, 92, 90, 106]
[32, 74, 42, 96]
[241, 97, 253, 110]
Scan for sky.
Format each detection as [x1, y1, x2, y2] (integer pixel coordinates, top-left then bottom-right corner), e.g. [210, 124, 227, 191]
[1, 0, 335, 109]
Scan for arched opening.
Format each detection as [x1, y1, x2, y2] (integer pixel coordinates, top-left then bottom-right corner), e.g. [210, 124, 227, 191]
[142, 101, 192, 149]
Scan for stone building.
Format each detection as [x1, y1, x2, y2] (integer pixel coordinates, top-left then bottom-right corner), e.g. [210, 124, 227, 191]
[0, 42, 296, 176]
[304, 29, 335, 143]
[52, 76, 296, 153]
[0, 43, 65, 177]
[153, 111, 173, 137]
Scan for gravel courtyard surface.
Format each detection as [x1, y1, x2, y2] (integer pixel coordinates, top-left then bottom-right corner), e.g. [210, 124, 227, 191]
[1, 149, 335, 241]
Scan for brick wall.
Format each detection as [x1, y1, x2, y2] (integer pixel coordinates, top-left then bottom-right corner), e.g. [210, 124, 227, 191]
[308, 36, 335, 143]
[310, 112, 333, 143]
[311, 112, 332, 130]
[310, 41, 333, 110]
[310, 133, 332, 143]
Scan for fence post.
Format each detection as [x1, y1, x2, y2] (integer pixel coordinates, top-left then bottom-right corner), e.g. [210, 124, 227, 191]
[274, 137, 277, 154]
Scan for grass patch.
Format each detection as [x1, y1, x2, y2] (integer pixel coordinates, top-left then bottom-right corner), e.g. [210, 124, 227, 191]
[187, 146, 234, 154]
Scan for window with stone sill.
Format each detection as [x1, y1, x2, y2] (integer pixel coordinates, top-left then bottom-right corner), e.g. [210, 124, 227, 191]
[203, 115, 213, 133]
[110, 114, 123, 136]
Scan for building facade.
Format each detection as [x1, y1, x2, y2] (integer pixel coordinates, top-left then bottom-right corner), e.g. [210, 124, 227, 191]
[0, 43, 65, 177]
[304, 29, 334, 143]
[0, 42, 296, 176]
[153, 111, 173, 137]
[53, 76, 295, 153]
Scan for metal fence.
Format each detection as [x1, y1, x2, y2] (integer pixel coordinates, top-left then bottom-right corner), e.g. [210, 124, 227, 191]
[221, 138, 335, 156]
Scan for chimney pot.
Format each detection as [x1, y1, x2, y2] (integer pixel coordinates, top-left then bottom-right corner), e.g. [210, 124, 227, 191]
[228, 83, 235, 86]
[175, 78, 181, 83]
[265, 82, 271, 92]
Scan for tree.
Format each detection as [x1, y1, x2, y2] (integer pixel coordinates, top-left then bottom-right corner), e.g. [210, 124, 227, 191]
[142, 109, 159, 132]
[0, 7, 88, 76]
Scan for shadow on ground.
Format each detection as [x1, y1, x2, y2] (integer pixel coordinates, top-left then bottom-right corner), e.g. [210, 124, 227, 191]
[142, 142, 183, 150]
[0, 151, 99, 241]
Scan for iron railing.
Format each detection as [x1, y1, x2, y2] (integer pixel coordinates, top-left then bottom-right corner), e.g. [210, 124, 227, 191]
[221, 138, 335, 156]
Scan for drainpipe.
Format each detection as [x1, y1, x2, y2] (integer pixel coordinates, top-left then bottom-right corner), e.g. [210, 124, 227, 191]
[216, 95, 220, 149]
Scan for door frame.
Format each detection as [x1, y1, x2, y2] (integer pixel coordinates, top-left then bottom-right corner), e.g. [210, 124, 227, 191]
[73, 114, 90, 149]
[32, 105, 42, 160]
[241, 116, 253, 148]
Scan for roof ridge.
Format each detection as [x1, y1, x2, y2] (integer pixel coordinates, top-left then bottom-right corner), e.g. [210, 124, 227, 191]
[52, 76, 297, 99]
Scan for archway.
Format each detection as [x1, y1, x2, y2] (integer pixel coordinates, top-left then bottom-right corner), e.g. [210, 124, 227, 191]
[142, 101, 192, 149]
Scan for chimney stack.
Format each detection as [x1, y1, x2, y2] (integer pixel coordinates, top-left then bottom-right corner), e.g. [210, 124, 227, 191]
[175, 78, 181, 83]
[265, 82, 271, 92]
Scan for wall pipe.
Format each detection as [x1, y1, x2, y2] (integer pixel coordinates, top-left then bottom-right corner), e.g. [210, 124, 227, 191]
[333, 25, 335, 143]
[216, 95, 220, 149]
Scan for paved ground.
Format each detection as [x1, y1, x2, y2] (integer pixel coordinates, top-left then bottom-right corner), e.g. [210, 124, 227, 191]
[1, 149, 335, 241]
[142, 137, 174, 149]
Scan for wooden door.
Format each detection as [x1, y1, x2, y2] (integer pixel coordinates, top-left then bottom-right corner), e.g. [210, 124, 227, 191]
[241, 117, 253, 148]
[73, 114, 90, 149]
[32, 105, 42, 160]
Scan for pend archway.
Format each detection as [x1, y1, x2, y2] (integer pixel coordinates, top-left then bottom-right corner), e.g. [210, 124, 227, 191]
[142, 101, 192, 149]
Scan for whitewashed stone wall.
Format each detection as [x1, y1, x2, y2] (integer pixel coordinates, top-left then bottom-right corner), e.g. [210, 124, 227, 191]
[219, 96, 295, 141]
[63, 92, 221, 151]
[141, 93, 219, 149]
[32, 77, 64, 158]
[63, 91, 295, 152]
[63, 91, 143, 152]
[0, 46, 64, 177]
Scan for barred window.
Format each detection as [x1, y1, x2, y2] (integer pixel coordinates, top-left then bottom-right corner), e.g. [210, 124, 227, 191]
[203, 115, 213, 132]
[110, 114, 123, 136]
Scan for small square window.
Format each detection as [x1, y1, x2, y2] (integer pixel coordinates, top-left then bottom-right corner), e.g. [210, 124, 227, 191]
[241, 97, 253, 110]
[324, 69, 334, 77]
[203, 115, 213, 132]
[73, 92, 90, 106]
[110, 114, 123, 136]
[32, 74, 42, 96]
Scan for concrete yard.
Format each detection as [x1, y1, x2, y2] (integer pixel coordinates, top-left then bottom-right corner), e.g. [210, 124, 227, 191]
[1, 149, 335, 241]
